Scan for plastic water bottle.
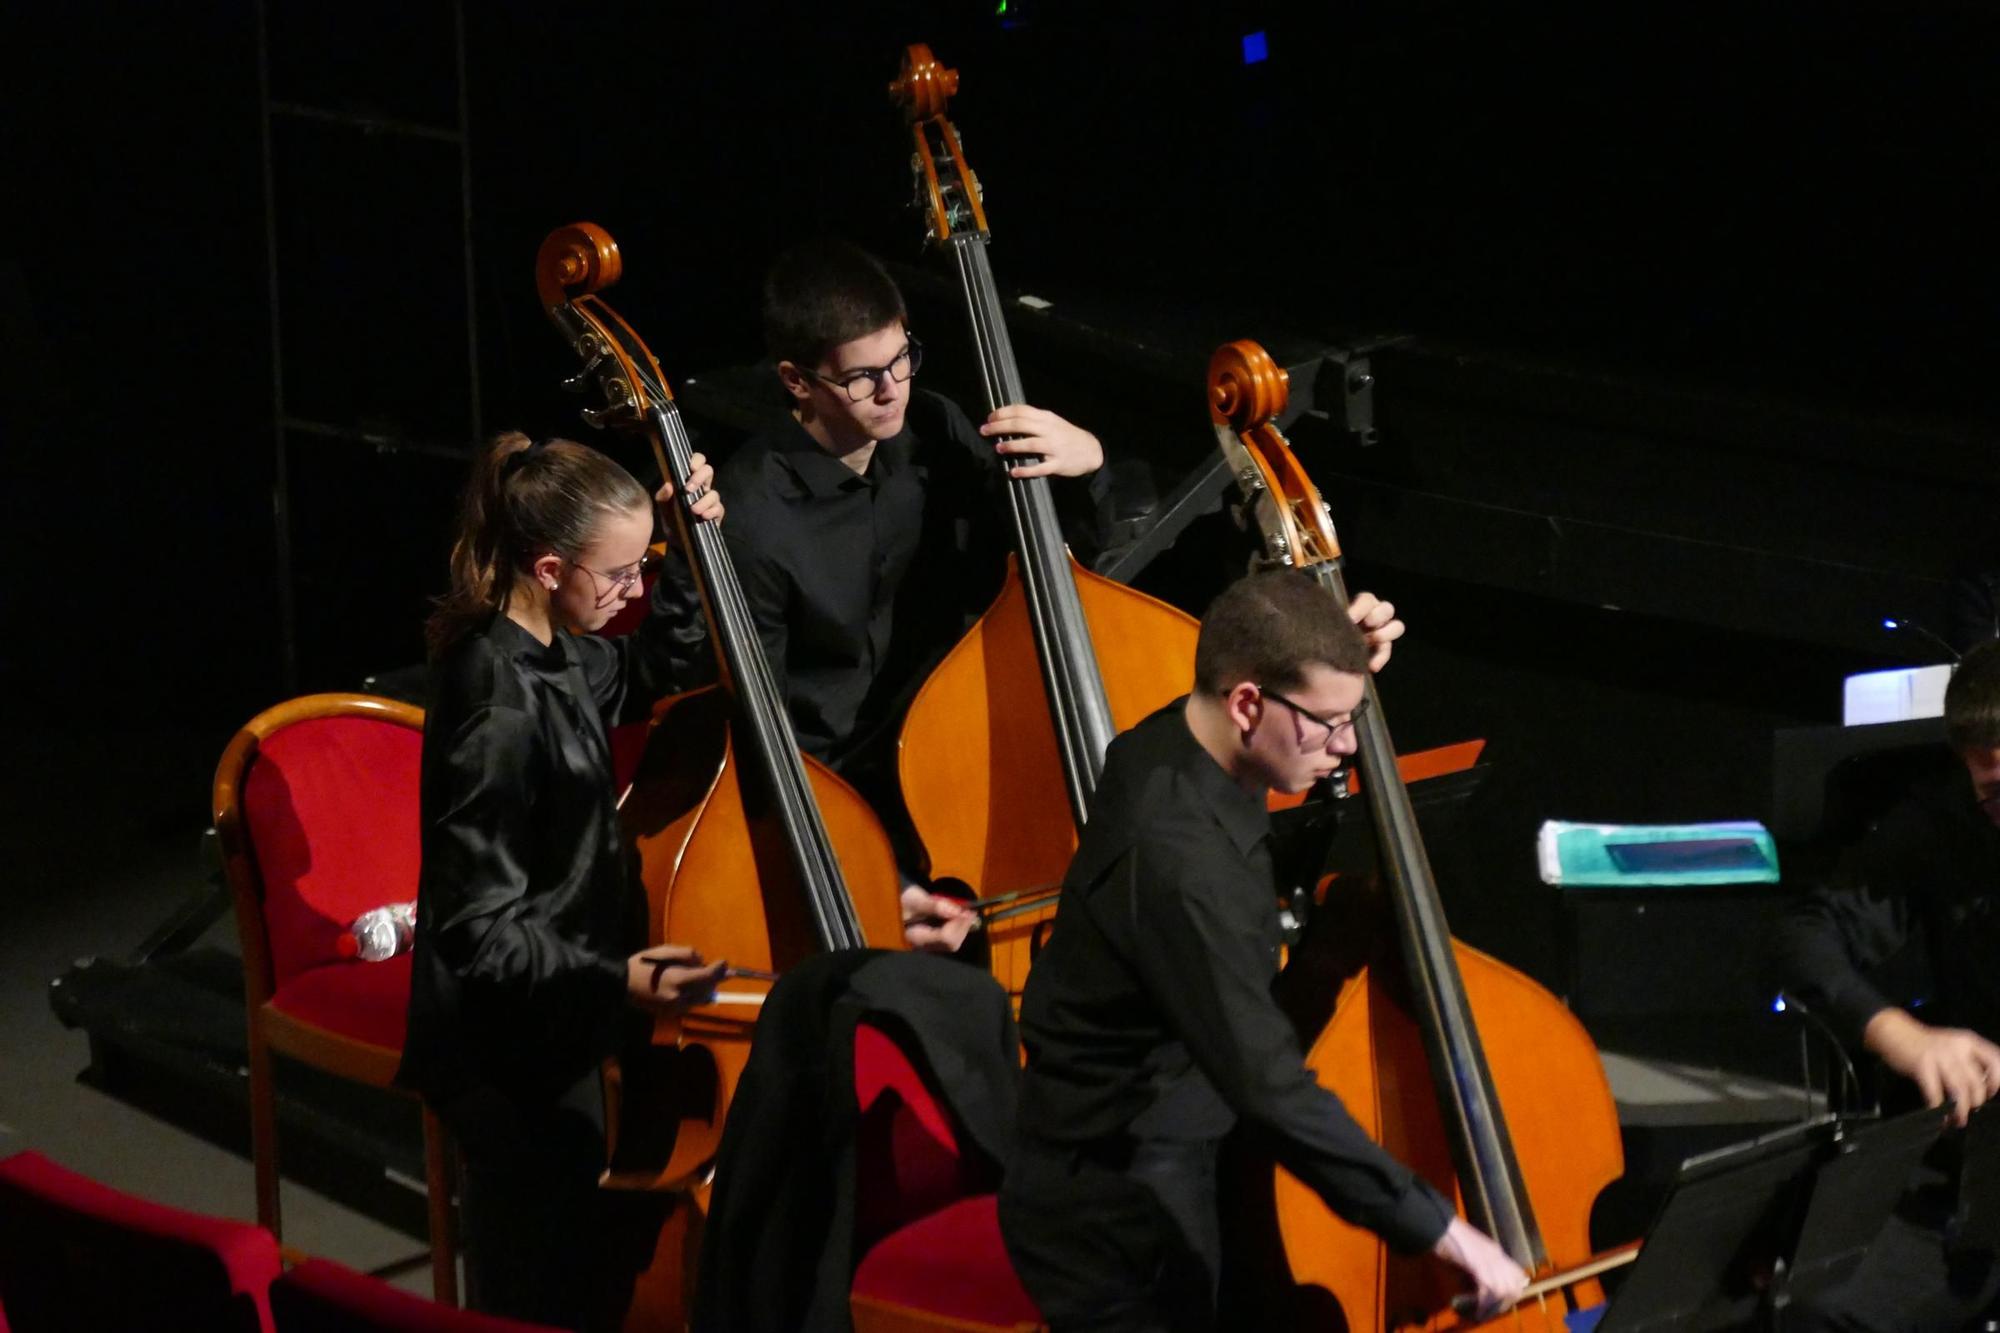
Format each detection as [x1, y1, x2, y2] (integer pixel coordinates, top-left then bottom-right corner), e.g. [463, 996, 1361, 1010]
[338, 901, 417, 962]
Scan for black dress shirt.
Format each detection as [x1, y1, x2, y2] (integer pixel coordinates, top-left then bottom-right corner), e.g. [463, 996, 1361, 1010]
[1772, 766, 2000, 1052]
[399, 594, 704, 1103]
[675, 388, 1103, 771]
[1014, 702, 1457, 1254]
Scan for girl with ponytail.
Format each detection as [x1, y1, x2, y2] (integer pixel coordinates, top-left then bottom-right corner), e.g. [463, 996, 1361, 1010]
[398, 431, 726, 1327]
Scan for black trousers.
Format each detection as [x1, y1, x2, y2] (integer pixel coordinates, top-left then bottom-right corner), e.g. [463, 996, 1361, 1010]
[434, 1069, 667, 1332]
[998, 1137, 1222, 1333]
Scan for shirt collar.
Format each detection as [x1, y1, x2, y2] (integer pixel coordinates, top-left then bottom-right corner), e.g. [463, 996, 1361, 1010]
[487, 611, 573, 681]
[771, 411, 906, 498]
[1163, 700, 1271, 856]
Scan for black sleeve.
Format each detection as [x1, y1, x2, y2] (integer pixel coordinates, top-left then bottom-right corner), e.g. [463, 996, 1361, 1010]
[419, 704, 628, 1006]
[932, 392, 1112, 564]
[1103, 829, 1455, 1252]
[1770, 831, 1920, 1051]
[572, 555, 717, 727]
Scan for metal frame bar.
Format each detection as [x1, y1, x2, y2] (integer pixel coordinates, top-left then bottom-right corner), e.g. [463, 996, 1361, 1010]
[256, 0, 479, 687]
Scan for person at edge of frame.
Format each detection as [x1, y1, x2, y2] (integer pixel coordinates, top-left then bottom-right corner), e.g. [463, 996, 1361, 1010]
[657, 238, 1108, 954]
[1773, 638, 2000, 1332]
[998, 568, 1531, 1331]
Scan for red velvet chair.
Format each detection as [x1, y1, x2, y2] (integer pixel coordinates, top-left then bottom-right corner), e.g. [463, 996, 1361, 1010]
[847, 1023, 1045, 1333]
[213, 693, 456, 1303]
[270, 1258, 560, 1332]
[0, 1149, 282, 1332]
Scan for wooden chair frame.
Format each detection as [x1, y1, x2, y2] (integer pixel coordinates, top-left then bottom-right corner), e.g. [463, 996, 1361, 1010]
[850, 1292, 1045, 1333]
[212, 691, 456, 1305]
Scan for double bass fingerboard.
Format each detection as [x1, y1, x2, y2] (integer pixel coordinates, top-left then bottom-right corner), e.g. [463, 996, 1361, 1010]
[943, 229, 1117, 822]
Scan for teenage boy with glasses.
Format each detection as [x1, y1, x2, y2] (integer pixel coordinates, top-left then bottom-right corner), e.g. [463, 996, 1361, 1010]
[664, 238, 1109, 946]
[998, 568, 1528, 1331]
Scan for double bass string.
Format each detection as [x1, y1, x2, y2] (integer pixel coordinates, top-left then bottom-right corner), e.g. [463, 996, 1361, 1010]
[1310, 497, 1545, 1270]
[667, 400, 861, 948]
[950, 232, 1114, 810]
[645, 393, 867, 950]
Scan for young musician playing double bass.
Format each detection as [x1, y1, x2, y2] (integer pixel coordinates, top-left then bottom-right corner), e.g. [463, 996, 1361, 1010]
[662, 239, 1108, 948]
[998, 569, 1528, 1331]
[398, 432, 729, 1328]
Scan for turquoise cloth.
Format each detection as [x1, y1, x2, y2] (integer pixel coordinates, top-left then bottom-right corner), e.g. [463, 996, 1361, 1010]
[1536, 819, 1779, 888]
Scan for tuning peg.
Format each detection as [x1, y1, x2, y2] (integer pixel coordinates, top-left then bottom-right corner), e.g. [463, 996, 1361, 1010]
[561, 352, 603, 394]
[579, 405, 620, 430]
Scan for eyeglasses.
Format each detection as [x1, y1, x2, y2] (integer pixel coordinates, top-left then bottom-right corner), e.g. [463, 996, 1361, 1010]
[1259, 687, 1370, 753]
[810, 338, 923, 402]
[567, 553, 653, 609]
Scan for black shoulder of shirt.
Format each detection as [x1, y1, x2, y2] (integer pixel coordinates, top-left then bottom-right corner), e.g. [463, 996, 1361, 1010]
[1078, 701, 1268, 872]
[429, 614, 560, 720]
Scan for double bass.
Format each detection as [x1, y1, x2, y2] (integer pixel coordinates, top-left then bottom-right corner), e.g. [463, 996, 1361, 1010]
[1208, 340, 1638, 1328]
[535, 223, 907, 1196]
[887, 45, 1201, 997]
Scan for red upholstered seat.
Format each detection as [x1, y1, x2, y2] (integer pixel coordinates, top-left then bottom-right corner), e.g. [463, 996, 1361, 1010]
[215, 694, 456, 1303]
[852, 1021, 989, 1250]
[851, 1195, 1042, 1329]
[270, 952, 414, 1054]
[0, 1150, 281, 1333]
[241, 716, 424, 988]
[848, 1022, 1043, 1331]
[270, 1258, 560, 1332]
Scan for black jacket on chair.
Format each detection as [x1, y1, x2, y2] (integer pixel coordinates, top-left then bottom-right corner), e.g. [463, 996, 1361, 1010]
[692, 949, 1021, 1333]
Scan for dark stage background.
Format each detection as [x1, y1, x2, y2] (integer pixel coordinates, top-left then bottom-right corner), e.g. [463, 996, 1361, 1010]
[5, 0, 1996, 1009]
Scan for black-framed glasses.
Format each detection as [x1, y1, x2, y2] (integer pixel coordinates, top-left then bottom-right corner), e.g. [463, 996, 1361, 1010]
[810, 337, 923, 402]
[1260, 687, 1370, 753]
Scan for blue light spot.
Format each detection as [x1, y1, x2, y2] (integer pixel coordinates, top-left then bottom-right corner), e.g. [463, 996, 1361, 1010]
[1771, 995, 1788, 1013]
[1882, 617, 1901, 630]
[1242, 31, 1269, 65]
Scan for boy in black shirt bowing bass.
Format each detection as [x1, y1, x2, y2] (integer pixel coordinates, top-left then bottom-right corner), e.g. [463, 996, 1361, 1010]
[999, 569, 1528, 1331]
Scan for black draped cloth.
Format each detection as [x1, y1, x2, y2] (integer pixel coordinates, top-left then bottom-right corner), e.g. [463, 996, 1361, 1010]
[692, 949, 1021, 1333]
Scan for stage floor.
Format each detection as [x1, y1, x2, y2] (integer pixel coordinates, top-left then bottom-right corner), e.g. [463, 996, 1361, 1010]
[0, 719, 439, 1293]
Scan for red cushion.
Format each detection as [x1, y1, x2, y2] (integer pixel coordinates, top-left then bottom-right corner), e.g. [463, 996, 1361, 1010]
[270, 1258, 560, 1331]
[0, 1150, 280, 1333]
[242, 717, 422, 987]
[268, 952, 413, 1054]
[855, 1022, 959, 1151]
[852, 1023, 987, 1248]
[851, 1195, 1041, 1326]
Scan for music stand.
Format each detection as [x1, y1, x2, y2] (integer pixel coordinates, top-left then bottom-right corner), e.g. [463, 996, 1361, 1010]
[1773, 1106, 1945, 1317]
[1590, 1118, 1835, 1333]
